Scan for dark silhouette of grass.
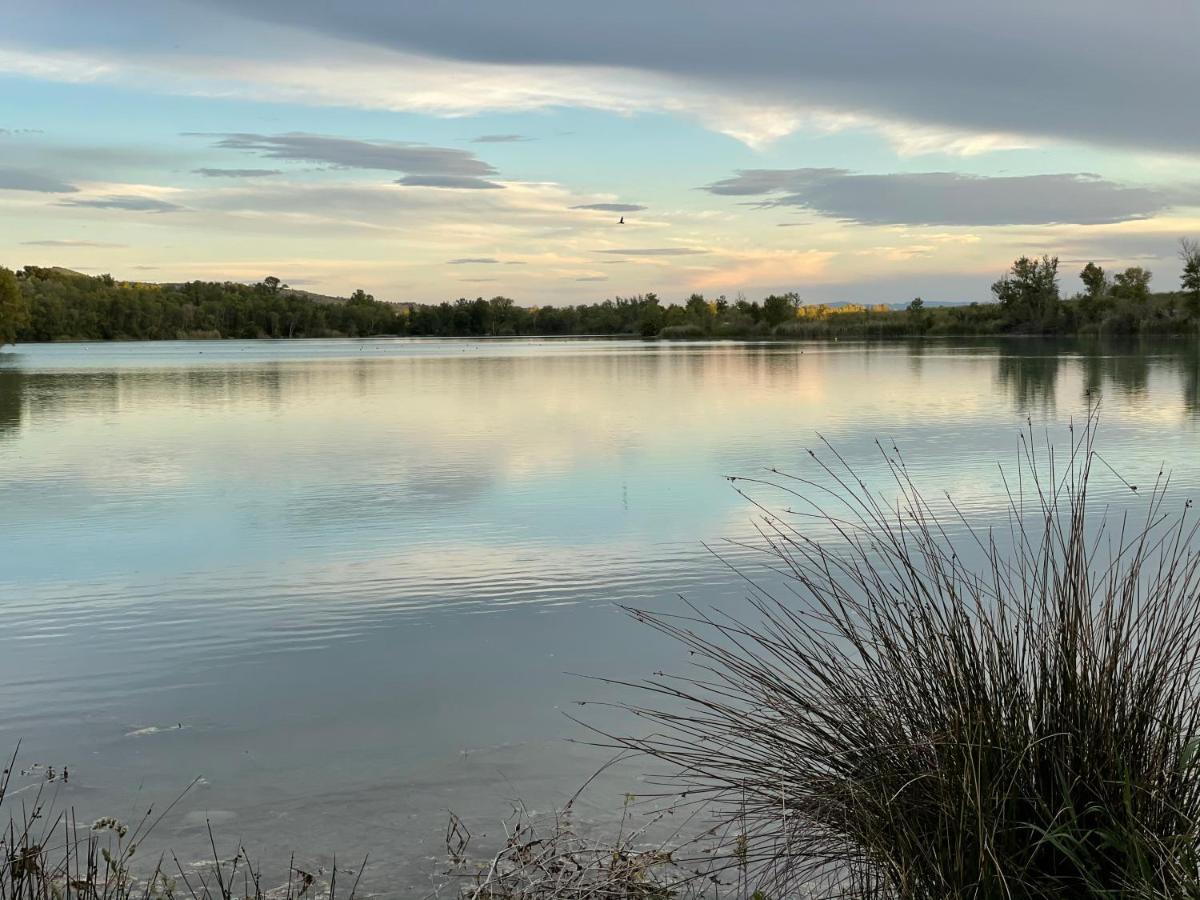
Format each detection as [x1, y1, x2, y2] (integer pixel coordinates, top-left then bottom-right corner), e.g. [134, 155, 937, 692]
[602, 413, 1200, 897]
[0, 748, 366, 900]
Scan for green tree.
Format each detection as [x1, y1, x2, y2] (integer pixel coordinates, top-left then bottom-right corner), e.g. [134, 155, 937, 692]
[637, 293, 664, 337]
[1079, 262, 1108, 301]
[1180, 238, 1200, 319]
[991, 256, 1060, 328]
[0, 267, 30, 347]
[1110, 266, 1152, 304]
[907, 297, 930, 333]
[684, 293, 713, 332]
[1077, 262, 1109, 322]
[488, 296, 515, 335]
[762, 292, 800, 327]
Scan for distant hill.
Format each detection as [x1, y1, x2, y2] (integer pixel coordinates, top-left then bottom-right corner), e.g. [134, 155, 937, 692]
[151, 280, 412, 309]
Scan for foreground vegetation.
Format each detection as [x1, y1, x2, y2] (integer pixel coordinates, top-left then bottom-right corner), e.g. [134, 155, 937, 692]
[3, 240, 1200, 344]
[0, 758, 366, 900]
[603, 416, 1200, 897]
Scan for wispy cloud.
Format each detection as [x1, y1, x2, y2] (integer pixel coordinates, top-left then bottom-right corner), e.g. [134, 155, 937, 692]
[0, 167, 77, 193]
[59, 195, 182, 212]
[447, 257, 500, 264]
[571, 203, 646, 212]
[192, 132, 497, 176]
[0, 42, 1028, 153]
[395, 175, 504, 189]
[705, 169, 1186, 227]
[471, 134, 531, 143]
[193, 167, 283, 177]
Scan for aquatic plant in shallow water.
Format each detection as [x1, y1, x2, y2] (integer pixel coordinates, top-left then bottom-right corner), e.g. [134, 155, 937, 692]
[0, 748, 366, 900]
[608, 413, 1200, 898]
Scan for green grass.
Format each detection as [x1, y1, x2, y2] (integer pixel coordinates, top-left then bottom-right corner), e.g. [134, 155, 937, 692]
[612, 414, 1200, 898]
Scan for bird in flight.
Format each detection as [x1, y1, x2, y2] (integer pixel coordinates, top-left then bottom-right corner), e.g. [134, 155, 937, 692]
[619, 216, 625, 224]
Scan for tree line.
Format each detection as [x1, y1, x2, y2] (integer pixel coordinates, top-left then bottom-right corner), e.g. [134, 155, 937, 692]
[3, 242, 1200, 346]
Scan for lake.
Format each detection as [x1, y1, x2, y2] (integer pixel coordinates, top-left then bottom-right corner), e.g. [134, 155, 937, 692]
[1, 337, 1198, 893]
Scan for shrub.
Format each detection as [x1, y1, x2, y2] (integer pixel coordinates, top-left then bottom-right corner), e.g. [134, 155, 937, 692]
[616, 416, 1200, 898]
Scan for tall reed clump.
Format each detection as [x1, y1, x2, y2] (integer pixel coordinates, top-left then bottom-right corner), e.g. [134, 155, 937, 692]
[614, 416, 1200, 898]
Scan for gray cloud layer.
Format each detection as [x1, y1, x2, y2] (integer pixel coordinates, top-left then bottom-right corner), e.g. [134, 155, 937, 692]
[0, 167, 77, 193]
[706, 169, 1182, 226]
[59, 195, 182, 212]
[193, 167, 284, 177]
[195, 132, 497, 176]
[192, 0, 1197, 154]
[571, 203, 646, 212]
[447, 257, 500, 264]
[395, 175, 503, 189]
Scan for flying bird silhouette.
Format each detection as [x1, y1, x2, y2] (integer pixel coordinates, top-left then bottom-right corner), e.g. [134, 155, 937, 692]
[618, 216, 624, 224]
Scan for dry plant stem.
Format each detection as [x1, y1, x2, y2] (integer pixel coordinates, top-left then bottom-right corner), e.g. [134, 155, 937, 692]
[1, 758, 366, 900]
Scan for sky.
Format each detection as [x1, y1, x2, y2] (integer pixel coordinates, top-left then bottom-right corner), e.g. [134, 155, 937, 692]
[1, 0, 1198, 305]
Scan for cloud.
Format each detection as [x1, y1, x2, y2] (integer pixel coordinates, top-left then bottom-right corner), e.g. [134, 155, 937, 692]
[571, 203, 646, 212]
[193, 167, 283, 177]
[183, 179, 606, 237]
[575, 276, 608, 282]
[595, 247, 705, 256]
[185, 0, 1197, 155]
[21, 239, 127, 247]
[58, 195, 182, 212]
[447, 257, 500, 264]
[0, 39, 1000, 153]
[471, 133, 531, 143]
[705, 169, 1185, 226]
[395, 175, 504, 189]
[459, 277, 497, 282]
[0, 167, 77, 193]
[193, 131, 497, 175]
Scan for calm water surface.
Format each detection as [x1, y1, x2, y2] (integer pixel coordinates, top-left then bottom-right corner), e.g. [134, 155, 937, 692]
[1, 338, 1198, 892]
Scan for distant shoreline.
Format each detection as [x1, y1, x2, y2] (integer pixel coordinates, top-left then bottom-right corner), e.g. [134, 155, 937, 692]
[5, 263, 1200, 345]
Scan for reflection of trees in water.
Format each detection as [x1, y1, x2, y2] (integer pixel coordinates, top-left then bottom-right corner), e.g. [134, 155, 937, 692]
[904, 339, 928, 379]
[1175, 346, 1200, 417]
[0, 366, 292, 441]
[0, 368, 22, 439]
[995, 350, 1060, 412]
[1101, 354, 1151, 399]
[1076, 340, 1194, 413]
[988, 339, 1200, 417]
